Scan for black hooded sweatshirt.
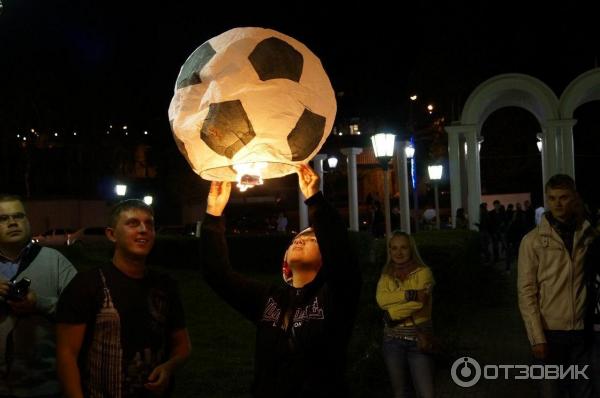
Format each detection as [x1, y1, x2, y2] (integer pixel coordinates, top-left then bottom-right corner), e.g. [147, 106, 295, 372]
[201, 192, 361, 397]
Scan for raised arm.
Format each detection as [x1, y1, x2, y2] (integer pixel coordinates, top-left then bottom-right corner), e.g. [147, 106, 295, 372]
[201, 181, 270, 323]
[298, 165, 361, 293]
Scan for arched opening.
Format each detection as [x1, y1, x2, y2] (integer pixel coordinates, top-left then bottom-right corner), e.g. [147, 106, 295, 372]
[479, 107, 544, 207]
[573, 100, 600, 216]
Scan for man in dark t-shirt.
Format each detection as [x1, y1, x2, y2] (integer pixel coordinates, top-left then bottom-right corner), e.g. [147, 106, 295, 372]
[56, 199, 191, 397]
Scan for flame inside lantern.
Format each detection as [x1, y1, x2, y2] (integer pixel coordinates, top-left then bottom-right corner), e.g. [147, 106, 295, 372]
[233, 162, 267, 192]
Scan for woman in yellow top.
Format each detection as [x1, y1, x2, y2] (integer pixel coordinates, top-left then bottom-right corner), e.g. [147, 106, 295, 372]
[376, 231, 435, 398]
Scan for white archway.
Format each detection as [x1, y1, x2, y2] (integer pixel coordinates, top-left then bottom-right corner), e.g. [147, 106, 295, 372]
[461, 73, 559, 126]
[446, 74, 560, 229]
[560, 68, 600, 119]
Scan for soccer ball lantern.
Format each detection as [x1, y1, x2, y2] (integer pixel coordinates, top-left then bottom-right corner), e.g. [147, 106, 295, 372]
[168, 27, 337, 191]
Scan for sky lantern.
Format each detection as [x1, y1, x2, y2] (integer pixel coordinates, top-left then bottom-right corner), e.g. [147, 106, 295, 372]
[168, 27, 336, 191]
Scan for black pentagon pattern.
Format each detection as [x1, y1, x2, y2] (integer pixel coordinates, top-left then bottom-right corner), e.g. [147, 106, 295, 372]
[287, 109, 326, 161]
[249, 37, 304, 82]
[176, 42, 217, 89]
[200, 100, 256, 159]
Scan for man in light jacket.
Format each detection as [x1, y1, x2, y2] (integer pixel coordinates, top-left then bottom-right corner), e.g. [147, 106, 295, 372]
[0, 194, 77, 397]
[518, 174, 596, 398]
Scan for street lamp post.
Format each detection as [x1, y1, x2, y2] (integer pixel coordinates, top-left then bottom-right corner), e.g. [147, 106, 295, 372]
[537, 133, 547, 208]
[324, 156, 338, 203]
[371, 133, 396, 240]
[428, 165, 443, 229]
[405, 142, 417, 232]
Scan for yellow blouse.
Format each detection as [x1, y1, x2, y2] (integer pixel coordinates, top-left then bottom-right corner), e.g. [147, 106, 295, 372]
[376, 266, 434, 325]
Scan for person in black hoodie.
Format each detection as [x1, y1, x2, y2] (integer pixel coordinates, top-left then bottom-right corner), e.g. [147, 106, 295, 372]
[201, 164, 361, 398]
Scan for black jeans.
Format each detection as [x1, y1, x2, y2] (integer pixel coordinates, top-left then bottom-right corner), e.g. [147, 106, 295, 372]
[536, 330, 592, 398]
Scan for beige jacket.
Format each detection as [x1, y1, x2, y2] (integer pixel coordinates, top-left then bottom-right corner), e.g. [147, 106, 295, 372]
[518, 214, 595, 345]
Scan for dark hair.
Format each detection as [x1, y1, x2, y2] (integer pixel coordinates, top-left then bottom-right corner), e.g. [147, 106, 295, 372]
[545, 174, 576, 193]
[109, 199, 154, 228]
[0, 194, 26, 213]
[0, 194, 23, 203]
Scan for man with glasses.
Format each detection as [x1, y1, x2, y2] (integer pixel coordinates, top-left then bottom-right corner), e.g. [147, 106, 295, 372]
[201, 165, 362, 397]
[0, 194, 77, 397]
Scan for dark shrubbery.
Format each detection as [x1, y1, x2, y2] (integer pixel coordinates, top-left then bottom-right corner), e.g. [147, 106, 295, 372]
[57, 228, 490, 397]
[348, 229, 482, 395]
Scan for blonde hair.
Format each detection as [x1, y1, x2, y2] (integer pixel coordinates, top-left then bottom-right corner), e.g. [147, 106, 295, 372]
[382, 230, 427, 276]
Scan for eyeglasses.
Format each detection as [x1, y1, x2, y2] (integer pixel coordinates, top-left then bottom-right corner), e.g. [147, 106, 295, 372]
[292, 236, 318, 245]
[0, 212, 27, 225]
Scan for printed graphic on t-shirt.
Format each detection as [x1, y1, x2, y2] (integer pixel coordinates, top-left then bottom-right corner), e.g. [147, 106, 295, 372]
[293, 296, 324, 324]
[87, 271, 169, 397]
[261, 296, 325, 328]
[262, 297, 281, 326]
[87, 280, 123, 397]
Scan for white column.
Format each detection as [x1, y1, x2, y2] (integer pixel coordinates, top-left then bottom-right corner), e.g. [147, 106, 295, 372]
[298, 189, 308, 230]
[341, 147, 363, 231]
[542, 122, 560, 178]
[394, 140, 411, 233]
[550, 119, 577, 178]
[445, 126, 463, 228]
[384, 168, 392, 240]
[312, 154, 328, 193]
[464, 126, 481, 230]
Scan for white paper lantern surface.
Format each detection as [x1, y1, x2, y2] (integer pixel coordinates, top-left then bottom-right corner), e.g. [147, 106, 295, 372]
[168, 27, 336, 190]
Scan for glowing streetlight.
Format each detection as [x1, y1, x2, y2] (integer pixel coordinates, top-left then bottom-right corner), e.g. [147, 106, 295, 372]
[405, 143, 415, 159]
[143, 195, 153, 205]
[327, 156, 338, 169]
[410, 95, 418, 101]
[115, 184, 127, 196]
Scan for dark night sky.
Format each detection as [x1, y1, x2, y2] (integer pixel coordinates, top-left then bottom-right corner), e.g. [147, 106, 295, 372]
[1, 1, 598, 131]
[1, 1, 599, 207]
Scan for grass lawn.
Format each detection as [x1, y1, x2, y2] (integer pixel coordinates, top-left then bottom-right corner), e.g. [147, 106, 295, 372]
[59, 229, 518, 397]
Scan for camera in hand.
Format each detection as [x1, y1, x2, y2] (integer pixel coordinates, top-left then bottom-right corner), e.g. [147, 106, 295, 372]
[6, 278, 31, 301]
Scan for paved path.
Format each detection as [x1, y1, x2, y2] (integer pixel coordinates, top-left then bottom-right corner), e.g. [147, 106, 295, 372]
[434, 262, 538, 397]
